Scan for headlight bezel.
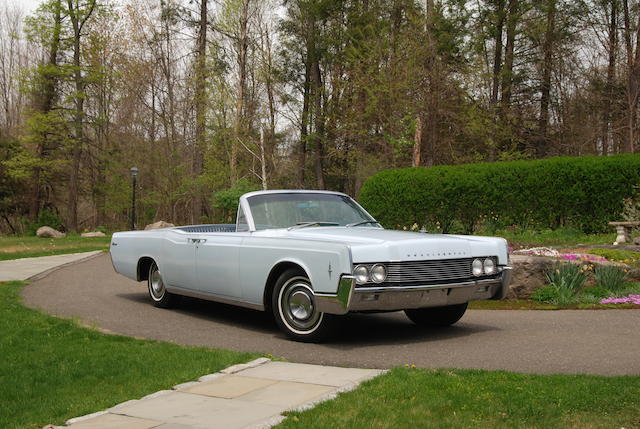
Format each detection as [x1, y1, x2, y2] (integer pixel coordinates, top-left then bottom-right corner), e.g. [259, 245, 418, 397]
[370, 264, 387, 283]
[472, 258, 484, 277]
[483, 257, 496, 275]
[353, 264, 370, 284]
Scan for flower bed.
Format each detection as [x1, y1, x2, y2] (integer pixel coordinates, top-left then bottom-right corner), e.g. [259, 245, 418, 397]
[600, 295, 640, 305]
[512, 247, 607, 262]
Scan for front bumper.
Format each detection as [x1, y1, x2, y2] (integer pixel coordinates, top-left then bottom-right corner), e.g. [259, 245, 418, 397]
[315, 266, 513, 315]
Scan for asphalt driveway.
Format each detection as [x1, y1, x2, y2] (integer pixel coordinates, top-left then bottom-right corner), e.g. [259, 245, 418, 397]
[22, 253, 640, 376]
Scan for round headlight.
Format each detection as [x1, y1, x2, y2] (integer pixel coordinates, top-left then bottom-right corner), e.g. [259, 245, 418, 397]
[483, 258, 495, 275]
[353, 265, 369, 284]
[370, 264, 387, 283]
[472, 259, 483, 277]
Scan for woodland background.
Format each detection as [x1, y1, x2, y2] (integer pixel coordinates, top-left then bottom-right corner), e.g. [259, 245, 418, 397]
[0, 0, 638, 232]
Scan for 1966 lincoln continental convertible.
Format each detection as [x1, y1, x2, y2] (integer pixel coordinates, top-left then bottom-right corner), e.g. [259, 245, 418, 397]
[110, 190, 512, 342]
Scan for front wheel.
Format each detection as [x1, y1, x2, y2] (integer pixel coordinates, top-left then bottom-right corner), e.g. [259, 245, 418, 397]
[272, 268, 336, 342]
[148, 261, 180, 308]
[405, 303, 468, 327]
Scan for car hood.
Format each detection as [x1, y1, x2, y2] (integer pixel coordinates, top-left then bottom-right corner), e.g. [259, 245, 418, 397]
[254, 227, 509, 265]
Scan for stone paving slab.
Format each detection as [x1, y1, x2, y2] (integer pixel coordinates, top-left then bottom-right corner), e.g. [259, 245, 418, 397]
[181, 375, 277, 399]
[112, 391, 282, 429]
[237, 361, 382, 387]
[60, 413, 161, 429]
[0, 251, 103, 281]
[58, 358, 384, 429]
[236, 380, 335, 408]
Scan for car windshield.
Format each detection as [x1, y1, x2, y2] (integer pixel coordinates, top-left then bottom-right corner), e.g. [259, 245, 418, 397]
[247, 193, 377, 230]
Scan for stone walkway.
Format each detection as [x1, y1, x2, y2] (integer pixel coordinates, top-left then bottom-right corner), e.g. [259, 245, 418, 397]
[56, 358, 383, 429]
[0, 251, 103, 282]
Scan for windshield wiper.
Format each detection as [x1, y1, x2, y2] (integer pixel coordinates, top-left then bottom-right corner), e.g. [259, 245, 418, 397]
[346, 220, 380, 227]
[289, 221, 340, 230]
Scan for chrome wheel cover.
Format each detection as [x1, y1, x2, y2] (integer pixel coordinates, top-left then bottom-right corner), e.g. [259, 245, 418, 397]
[278, 277, 323, 335]
[149, 265, 165, 301]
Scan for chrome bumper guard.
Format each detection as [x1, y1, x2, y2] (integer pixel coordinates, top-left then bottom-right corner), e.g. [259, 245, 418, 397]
[316, 266, 513, 315]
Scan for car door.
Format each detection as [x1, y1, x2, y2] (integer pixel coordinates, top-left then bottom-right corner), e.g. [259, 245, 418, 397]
[194, 234, 243, 298]
[161, 230, 198, 289]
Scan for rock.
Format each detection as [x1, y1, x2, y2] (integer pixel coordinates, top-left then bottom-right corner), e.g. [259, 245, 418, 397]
[144, 221, 175, 230]
[634, 236, 640, 246]
[36, 226, 66, 238]
[507, 255, 555, 299]
[81, 231, 106, 237]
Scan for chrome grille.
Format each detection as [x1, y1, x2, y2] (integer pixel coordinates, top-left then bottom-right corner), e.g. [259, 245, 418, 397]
[352, 257, 502, 286]
[384, 258, 472, 283]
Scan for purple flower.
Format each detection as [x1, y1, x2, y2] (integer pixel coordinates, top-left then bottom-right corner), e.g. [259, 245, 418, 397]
[600, 294, 640, 305]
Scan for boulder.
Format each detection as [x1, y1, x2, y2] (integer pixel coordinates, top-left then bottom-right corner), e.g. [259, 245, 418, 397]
[634, 236, 640, 246]
[81, 231, 106, 237]
[507, 255, 554, 299]
[36, 226, 66, 238]
[144, 221, 175, 230]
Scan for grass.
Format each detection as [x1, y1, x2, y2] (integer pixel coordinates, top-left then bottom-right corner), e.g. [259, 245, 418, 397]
[0, 234, 111, 260]
[588, 248, 640, 268]
[3, 279, 640, 429]
[484, 227, 616, 248]
[0, 281, 261, 429]
[278, 367, 640, 429]
[469, 299, 640, 310]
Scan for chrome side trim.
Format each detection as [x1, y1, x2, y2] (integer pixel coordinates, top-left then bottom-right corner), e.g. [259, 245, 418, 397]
[165, 286, 264, 311]
[315, 275, 355, 315]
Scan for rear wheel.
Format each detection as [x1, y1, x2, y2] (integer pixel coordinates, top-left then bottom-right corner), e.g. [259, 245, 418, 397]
[147, 261, 180, 308]
[405, 303, 468, 327]
[272, 268, 336, 342]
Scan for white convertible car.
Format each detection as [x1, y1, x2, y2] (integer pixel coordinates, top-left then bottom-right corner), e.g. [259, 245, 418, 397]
[110, 190, 512, 342]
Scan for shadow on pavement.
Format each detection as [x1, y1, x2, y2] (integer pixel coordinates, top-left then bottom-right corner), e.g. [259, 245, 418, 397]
[117, 291, 499, 346]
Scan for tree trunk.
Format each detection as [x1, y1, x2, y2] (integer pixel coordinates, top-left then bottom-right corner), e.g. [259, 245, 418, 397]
[30, 0, 62, 220]
[231, 0, 250, 186]
[67, 0, 95, 231]
[412, 115, 423, 167]
[299, 52, 311, 187]
[491, 0, 506, 106]
[601, 0, 617, 155]
[192, 0, 207, 222]
[500, 0, 517, 115]
[624, 0, 640, 153]
[311, 58, 325, 189]
[537, 0, 556, 158]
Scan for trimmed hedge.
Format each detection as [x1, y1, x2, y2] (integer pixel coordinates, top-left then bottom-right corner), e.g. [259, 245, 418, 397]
[358, 155, 640, 233]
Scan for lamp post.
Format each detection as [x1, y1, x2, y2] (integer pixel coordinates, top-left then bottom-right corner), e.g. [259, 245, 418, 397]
[130, 167, 138, 230]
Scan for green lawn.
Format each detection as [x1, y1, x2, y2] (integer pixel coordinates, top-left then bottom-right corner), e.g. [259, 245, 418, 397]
[278, 367, 640, 429]
[0, 234, 111, 260]
[0, 281, 261, 429]
[469, 299, 640, 310]
[485, 227, 616, 248]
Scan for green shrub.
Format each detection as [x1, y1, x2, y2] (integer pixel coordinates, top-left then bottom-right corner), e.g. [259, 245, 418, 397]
[594, 265, 628, 291]
[22, 209, 65, 235]
[546, 262, 588, 292]
[579, 286, 614, 303]
[359, 154, 640, 233]
[530, 284, 577, 305]
[614, 282, 640, 297]
[531, 285, 560, 303]
[580, 286, 613, 300]
[212, 179, 259, 222]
